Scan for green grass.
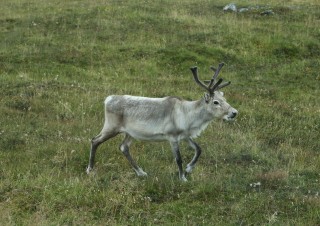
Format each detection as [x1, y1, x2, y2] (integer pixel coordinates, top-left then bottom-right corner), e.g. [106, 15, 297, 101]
[1, 0, 319, 225]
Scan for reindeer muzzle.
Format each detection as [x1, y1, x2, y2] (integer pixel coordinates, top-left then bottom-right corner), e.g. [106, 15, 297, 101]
[223, 108, 238, 121]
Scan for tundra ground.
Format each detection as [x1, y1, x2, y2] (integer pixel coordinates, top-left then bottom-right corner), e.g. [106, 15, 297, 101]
[0, 0, 319, 225]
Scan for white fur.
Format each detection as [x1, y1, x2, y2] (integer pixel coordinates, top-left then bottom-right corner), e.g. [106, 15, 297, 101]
[87, 91, 237, 181]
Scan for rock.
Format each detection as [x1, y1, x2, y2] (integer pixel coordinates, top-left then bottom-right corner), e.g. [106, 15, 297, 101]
[239, 8, 249, 13]
[260, 10, 274, 15]
[223, 3, 237, 12]
[223, 3, 276, 16]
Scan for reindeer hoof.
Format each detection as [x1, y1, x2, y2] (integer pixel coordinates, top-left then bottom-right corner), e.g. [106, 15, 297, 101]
[180, 175, 188, 182]
[86, 166, 93, 174]
[135, 168, 148, 177]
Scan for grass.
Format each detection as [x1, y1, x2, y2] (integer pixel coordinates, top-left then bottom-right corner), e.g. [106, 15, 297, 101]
[0, 0, 319, 225]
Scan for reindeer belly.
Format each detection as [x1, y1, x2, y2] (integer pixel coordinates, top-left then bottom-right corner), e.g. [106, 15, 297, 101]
[120, 120, 168, 141]
[120, 120, 189, 142]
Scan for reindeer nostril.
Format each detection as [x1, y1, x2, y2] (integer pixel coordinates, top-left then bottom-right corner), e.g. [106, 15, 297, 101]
[231, 111, 238, 118]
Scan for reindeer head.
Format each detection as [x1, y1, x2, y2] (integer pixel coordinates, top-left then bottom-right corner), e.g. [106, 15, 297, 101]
[190, 62, 238, 121]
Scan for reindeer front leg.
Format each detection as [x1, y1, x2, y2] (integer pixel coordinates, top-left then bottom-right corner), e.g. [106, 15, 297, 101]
[170, 141, 187, 182]
[120, 134, 147, 177]
[186, 138, 202, 173]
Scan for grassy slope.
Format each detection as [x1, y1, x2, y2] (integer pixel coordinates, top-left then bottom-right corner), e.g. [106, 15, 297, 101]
[0, 0, 319, 225]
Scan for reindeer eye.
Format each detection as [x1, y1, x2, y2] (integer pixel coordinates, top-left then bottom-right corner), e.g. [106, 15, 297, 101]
[213, 100, 220, 105]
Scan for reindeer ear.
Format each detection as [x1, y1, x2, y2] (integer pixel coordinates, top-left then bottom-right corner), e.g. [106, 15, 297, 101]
[203, 93, 211, 103]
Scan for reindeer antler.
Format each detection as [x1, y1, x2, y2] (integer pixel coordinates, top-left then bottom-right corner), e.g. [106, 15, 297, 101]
[190, 62, 231, 96]
[190, 67, 210, 93]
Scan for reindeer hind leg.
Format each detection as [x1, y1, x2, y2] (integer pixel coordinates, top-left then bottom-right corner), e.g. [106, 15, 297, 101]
[86, 130, 118, 174]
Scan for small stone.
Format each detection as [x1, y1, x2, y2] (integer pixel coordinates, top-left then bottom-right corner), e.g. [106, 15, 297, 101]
[223, 3, 237, 12]
[239, 8, 249, 13]
[261, 10, 274, 15]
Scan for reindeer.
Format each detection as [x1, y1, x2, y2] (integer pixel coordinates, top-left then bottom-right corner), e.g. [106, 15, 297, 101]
[86, 62, 238, 181]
